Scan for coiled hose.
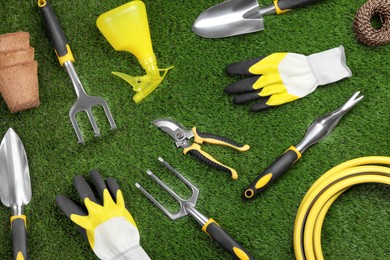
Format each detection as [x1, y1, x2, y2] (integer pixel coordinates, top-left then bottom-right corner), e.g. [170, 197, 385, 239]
[354, 0, 390, 46]
[293, 156, 390, 260]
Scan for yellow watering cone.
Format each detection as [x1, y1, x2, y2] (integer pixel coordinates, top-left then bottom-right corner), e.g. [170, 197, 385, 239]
[96, 0, 173, 103]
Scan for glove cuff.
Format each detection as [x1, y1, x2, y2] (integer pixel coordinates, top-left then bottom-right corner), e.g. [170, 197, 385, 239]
[114, 245, 151, 260]
[308, 46, 352, 86]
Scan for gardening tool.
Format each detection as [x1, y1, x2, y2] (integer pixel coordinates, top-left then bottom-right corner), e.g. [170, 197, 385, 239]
[243, 91, 364, 199]
[56, 170, 150, 260]
[38, 0, 117, 144]
[193, 0, 324, 38]
[135, 157, 255, 260]
[0, 128, 31, 260]
[96, 1, 173, 103]
[153, 118, 250, 179]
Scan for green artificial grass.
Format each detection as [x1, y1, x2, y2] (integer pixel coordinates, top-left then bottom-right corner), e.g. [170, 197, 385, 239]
[0, 0, 389, 259]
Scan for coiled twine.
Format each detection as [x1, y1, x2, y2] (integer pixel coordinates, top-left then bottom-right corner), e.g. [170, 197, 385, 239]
[354, 0, 390, 46]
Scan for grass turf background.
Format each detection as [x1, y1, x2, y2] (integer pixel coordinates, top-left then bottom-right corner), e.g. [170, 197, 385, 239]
[0, 0, 389, 259]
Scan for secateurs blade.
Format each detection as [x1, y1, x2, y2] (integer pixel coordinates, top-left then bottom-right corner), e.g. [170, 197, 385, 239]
[243, 91, 364, 199]
[135, 157, 255, 259]
[38, 0, 116, 144]
[153, 119, 250, 179]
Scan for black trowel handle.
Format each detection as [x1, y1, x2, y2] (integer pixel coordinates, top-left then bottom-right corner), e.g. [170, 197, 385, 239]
[38, 0, 75, 66]
[11, 216, 28, 260]
[275, 0, 324, 14]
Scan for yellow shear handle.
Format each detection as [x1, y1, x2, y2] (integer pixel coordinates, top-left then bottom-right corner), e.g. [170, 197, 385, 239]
[184, 143, 238, 179]
[192, 127, 250, 152]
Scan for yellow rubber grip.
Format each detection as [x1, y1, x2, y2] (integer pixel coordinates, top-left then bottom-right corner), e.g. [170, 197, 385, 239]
[16, 252, 24, 260]
[184, 143, 238, 179]
[202, 218, 217, 234]
[56, 44, 75, 66]
[274, 0, 291, 14]
[192, 127, 250, 152]
[255, 172, 273, 189]
[10, 215, 26, 227]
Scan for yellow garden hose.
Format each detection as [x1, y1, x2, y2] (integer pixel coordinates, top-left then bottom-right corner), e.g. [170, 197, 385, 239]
[293, 156, 390, 260]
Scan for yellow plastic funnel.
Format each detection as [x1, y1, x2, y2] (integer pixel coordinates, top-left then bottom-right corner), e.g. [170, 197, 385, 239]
[96, 0, 173, 103]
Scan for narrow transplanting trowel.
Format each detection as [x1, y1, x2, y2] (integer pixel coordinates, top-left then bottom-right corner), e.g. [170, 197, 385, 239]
[193, 0, 324, 38]
[0, 128, 31, 260]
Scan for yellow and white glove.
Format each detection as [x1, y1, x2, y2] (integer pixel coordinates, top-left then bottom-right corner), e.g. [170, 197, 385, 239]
[225, 46, 352, 112]
[56, 170, 150, 260]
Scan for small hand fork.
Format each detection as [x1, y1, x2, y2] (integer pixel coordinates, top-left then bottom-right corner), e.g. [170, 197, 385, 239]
[136, 157, 255, 260]
[38, 0, 116, 144]
[65, 62, 116, 144]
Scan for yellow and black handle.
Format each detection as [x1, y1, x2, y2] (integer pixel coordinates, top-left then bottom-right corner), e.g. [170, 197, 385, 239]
[202, 219, 254, 260]
[243, 146, 301, 199]
[192, 127, 250, 152]
[11, 215, 27, 260]
[274, 0, 323, 14]
[184, 128, 250, 179]
[184, 143, 239, 179]
[38, 0, 74, 66]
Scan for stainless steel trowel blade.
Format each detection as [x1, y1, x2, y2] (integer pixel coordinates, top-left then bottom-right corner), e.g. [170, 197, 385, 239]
[192, 0, 265, 38]
[0, 128, 31, 209]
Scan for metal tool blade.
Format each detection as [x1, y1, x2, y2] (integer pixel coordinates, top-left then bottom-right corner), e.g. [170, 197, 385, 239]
[152, 119, 193, 147]
[296, 91, 364, 153]
[0, 128, 31, 215]
[192, 0, 272, 38]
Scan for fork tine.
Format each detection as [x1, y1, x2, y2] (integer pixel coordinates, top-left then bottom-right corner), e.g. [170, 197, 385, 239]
[158, 157, 199, 204]
[69, 112, 84, 144]
[340, 91, 364, 112]
[99, 100, 117, 130]
[85, 109, 101, 137]
[146, 170, 183, 201]
[135, 182, 183, 220]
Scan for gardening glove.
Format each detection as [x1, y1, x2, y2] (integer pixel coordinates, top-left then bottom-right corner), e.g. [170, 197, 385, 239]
[225, 46, 352, 112]
[56, 170, 150, 260]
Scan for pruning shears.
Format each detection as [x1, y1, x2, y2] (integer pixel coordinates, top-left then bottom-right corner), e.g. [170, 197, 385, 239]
[153, 119, 250, 179]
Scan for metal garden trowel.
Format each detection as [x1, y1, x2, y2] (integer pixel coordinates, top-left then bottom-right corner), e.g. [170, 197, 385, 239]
[0, 128, 31, 260]
[193, 0, 324, 38]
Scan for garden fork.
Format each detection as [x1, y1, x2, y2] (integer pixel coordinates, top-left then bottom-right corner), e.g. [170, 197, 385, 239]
[38, 0, 116, 144]
[135, 157, 255, 260]
[65, 62, 116, 144]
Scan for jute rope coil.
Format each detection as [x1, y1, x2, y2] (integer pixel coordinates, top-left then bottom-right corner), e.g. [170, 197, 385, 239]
[354, 0, 390, 46]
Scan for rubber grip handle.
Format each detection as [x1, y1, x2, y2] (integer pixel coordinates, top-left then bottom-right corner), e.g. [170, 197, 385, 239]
[38, 0, 71, 58]
[275, 0, 323, 13]
[193, 128, 250, 152]
[203, 220, 255, 260]
[11, 216, 27, 260]
[243, 147, 301, 199]
[184, 143, 238, 179]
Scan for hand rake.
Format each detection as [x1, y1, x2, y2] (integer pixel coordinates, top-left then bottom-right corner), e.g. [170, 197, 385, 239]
[39, 0, 116, 144]
[136, 157, 254, 260]
[65, 62, 116, 144]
